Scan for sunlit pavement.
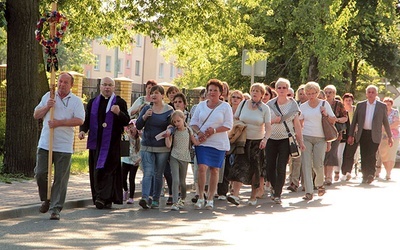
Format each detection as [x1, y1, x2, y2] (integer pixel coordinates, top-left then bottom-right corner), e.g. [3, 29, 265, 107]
[1, 168, 399, 249]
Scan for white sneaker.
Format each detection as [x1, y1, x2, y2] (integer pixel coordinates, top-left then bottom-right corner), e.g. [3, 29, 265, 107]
[194, 199, 204, 209]
[177, 198, 185, 208]
[227, 194, 240, 206]
[217, 195, 227, 201]
[248, 199, 257, 206]
[127, 198, 134, 204]
[171, 203, 179, 211]
[341, 172, 352, 181]
[205, 200, 214, 210]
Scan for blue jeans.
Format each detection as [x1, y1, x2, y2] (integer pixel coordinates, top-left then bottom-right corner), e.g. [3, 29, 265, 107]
[140, 151, 170, 201]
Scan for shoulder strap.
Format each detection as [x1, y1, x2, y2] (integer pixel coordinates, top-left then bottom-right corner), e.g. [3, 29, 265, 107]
[199, 101, 222, 130]
[238, 100, 247, 118]
[274, 100, 291, 134]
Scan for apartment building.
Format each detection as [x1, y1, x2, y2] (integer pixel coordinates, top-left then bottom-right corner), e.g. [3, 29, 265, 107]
[83, 35, 182, 85]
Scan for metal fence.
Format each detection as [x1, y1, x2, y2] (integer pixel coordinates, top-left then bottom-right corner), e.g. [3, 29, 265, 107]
[82, 78, 203, 110]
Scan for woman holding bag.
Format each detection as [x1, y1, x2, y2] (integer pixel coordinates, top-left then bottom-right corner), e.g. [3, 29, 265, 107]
[323, 85, 348, 185]
[227, 83, 271, 206]
[190, 79, 233, 210]
[299, 82, 336, 200]
[265, 78, 305, 204]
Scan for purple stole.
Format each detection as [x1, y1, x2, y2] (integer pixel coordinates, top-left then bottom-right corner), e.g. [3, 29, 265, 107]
[87, 93, 116, 169]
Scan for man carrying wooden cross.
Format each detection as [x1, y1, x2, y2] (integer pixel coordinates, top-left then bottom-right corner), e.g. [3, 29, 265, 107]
[34, 72, 85, 220]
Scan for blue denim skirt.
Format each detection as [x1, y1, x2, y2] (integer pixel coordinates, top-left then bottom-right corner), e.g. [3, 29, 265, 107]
[195, 146, 225, 168]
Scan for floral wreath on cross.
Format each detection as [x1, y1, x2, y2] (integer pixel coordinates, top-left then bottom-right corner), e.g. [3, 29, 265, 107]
[35, 11, 69, 72]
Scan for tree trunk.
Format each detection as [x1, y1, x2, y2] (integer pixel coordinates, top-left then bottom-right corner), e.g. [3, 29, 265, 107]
[4, 0, 39, 176]
[350, 59, 359, 95]
[308, 55, 319, 81]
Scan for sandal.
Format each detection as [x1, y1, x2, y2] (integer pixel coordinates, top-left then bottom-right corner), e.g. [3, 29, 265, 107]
[318, 186, 326, 196]
[334, 172, 340, 181]
[302, 193, 313, 200]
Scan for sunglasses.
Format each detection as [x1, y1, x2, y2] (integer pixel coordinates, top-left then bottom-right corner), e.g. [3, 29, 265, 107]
[174, 100, 184, 104]
[231, 96, 242, 99]
[277, 86, 287, 90]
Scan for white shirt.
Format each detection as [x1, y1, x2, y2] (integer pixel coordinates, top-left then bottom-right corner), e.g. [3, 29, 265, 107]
[300, 100, 335, 138]
[35, 91, 85, 153]
[190, 100, 233, 151]
[364, 100, 376, 130]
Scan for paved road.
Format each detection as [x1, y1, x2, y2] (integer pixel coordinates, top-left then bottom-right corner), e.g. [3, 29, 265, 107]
[1, 169, 399, 250]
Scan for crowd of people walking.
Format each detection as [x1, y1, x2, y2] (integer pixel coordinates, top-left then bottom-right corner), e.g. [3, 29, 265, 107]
[34, 73, 397, 220]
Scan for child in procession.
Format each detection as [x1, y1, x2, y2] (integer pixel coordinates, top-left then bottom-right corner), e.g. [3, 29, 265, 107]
[165, 110, 199, 211]
[121, 119, 141, 204]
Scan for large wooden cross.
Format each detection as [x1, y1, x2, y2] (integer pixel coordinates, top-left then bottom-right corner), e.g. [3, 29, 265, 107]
[47, 2, 58, 201]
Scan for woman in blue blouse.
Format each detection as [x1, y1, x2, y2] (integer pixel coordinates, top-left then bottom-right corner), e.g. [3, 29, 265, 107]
[136, 85, 174, 209]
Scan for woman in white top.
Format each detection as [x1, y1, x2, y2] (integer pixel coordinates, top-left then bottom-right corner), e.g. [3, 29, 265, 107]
[299, 81, 336, 200]
[128, 80, 157, 118]
[190, 79, 233, 210]
[227, 83, 271, 206]
[266, 78, 305, 204]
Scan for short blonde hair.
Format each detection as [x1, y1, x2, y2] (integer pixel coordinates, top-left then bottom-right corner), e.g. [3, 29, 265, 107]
[275, 77, 291, 89]
[250, 82, 266, 96]
[304, 81, 321, 93]
[229, 90, 244, 106]
[324, 84, 337, 94]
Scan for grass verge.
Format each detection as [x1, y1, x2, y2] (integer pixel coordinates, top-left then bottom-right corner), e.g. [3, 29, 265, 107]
[0, 151, 89, 183]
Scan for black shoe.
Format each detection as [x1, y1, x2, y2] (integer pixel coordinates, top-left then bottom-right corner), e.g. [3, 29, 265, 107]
[104, 203, 112, 209]
[166, 196, 173, 206]
[139, 199, 150, 209]
[287, 183, 298, 192]
[39, 200, 50, 213]
[191, 195, 199, 203]
[366, 175, 374, 184]
[49, 213, 60, 220]
[95, 199, 105, 209]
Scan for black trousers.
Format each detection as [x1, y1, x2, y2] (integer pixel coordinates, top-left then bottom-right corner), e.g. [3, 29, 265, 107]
[359, 130, 379, 178]
[122, 162, 139, 199]
[266, 138, 290, 197]
[341, 141, 359, 175]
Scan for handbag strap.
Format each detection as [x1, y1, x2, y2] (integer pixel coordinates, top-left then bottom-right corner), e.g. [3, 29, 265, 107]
[198, 100, 222, 130]
[274, 101, 292, 135]
[237, 100, 247, 118]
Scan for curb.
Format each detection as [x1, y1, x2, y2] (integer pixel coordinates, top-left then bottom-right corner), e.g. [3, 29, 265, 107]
[0, 198, 93, 220]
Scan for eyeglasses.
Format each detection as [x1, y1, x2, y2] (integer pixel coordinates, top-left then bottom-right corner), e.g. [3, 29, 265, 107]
[231, 96, 242, 99]
[324, 91, 333, 94]
[277, 86, 287, 90]
[101, 83, 114, 87]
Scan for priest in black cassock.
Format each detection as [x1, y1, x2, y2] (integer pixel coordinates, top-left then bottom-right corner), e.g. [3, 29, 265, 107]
[79, 77, 130, 209]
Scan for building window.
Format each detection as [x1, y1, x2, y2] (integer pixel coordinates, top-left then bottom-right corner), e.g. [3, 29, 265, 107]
[94, 54, 100, 70]
[169, 63, 174, 78]
[135, 60, 141, 76]
[106, 56, 111, 72]
[117, 59, 122, 73]
[159, 63, 164, 78]
[126, 59, 130, 69]
[136, 35, 142, 47]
